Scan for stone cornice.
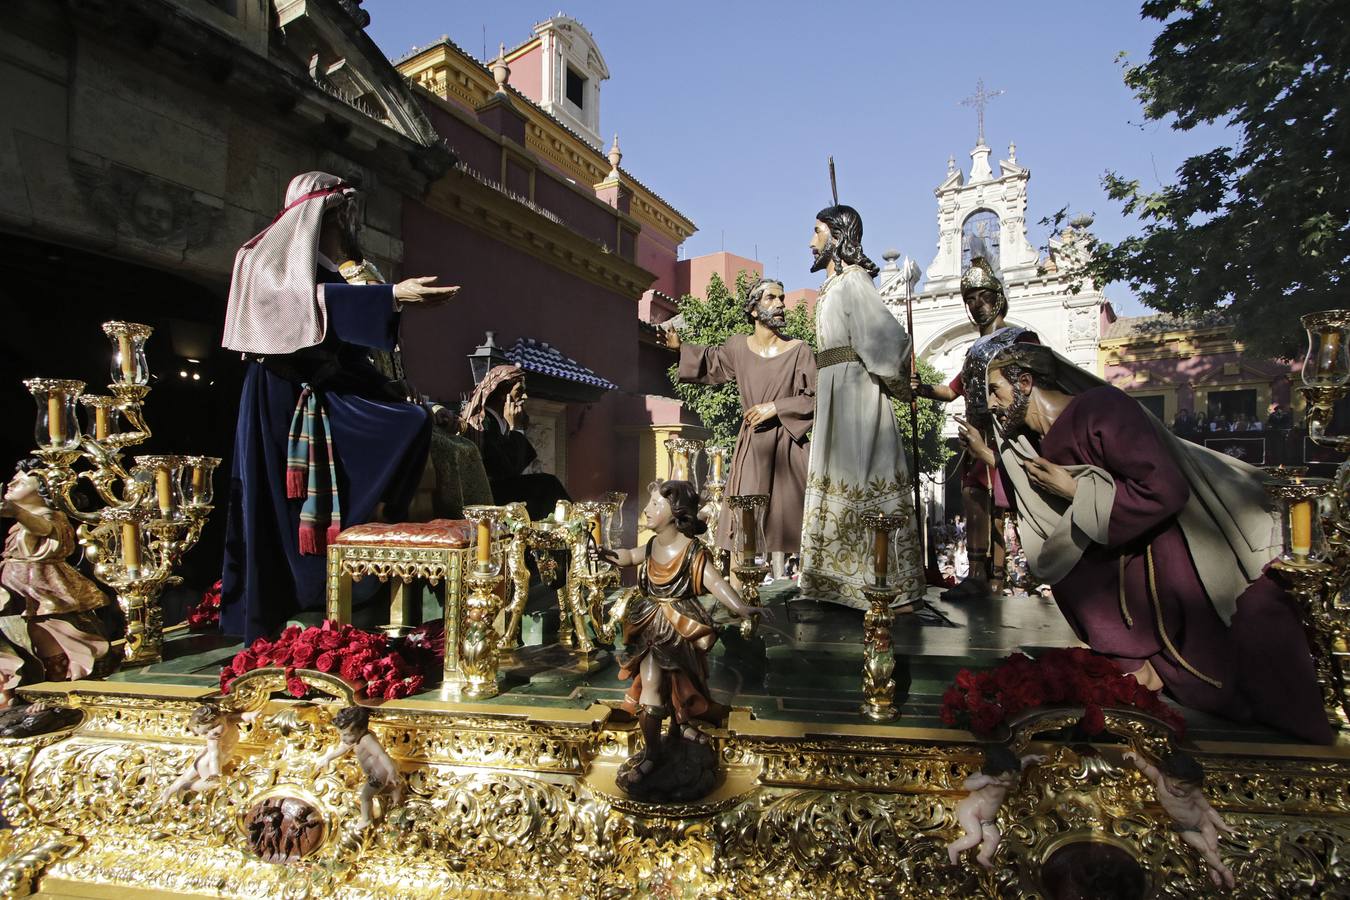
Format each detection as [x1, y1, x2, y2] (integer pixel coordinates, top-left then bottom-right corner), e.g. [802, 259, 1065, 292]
[396, 42, 696, 245]
[66, 0, 454, 195]
[1099, 326, 1234, 351]
[423, 169, 656, 300]
[411, 86, 648, 245]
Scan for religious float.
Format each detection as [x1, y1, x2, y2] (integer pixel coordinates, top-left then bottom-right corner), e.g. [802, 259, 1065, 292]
[0, 315, 1347, 900]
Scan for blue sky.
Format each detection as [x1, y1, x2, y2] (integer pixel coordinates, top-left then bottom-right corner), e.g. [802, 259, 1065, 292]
[363, 1, 1231, 316]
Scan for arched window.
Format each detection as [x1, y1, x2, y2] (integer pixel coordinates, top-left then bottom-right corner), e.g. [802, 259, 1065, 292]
[961, 209, 1001, 270]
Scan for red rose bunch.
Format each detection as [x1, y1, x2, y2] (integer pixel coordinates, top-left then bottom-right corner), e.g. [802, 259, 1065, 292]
[219, 620, 427, 701]
[939, 647, 1186, 737]
[186, 580, 223, 632]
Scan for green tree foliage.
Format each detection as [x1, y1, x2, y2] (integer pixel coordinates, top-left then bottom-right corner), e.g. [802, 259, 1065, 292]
[669, 271, 950, 475]
[1073, 0, 1349, 358]
[900, 358, 954, 477]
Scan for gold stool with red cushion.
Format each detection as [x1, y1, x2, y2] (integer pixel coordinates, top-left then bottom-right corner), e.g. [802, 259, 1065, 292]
[326, 519, 489, 693]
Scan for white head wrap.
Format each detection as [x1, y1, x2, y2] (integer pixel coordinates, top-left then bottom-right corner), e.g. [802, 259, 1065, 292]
[222, 172, 356, 355]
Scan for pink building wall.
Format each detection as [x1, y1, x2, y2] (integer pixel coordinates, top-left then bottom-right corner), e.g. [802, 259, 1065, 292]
[400, 201, 643, 500]
[506, 43, 544, 105]
[675, 251, 763, 300]
[636, 227, 679, 296]
[402, 85, 703, 502]
[785, 287, 818, 314]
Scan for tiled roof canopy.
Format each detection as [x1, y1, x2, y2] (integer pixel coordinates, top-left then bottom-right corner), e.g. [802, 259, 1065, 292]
[506, 338, 616, 391]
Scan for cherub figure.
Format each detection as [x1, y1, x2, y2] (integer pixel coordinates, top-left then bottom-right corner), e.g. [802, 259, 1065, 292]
[1125, 749, 1236, 888]
[597, 480, 767, 794]
[161, 703, 245, 802]
[947, 746, 1046, 869]
[320, 705, 403, 828]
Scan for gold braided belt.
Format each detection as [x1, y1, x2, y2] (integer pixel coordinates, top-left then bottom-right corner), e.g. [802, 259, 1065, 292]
[816, 346, 861, 369]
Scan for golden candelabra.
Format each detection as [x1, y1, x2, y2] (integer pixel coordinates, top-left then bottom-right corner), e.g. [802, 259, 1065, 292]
[22, 322, 218, 667]
[460, 505, 508, 699]
[859, 512, 907, 722]
[727, 493, 769, 639]
[702, 445, 731, 573]
[1262, 310, 1350, 731]
[560, 499, 621, 667]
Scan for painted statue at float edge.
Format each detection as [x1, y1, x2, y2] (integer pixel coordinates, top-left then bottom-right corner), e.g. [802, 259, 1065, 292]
[972, 341, 1333, 744]
[597, 480, 765, 800]
[798, 205, 924, 609]
[667, 277, 817, 571]
[0, 458, 111, 704]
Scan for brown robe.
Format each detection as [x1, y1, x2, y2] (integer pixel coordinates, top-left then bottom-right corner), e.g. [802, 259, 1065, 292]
[679, 335, 816, 554]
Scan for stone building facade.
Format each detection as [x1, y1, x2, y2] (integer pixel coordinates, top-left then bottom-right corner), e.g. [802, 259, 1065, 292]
[878, 135, 1111, 439]
[0, 1, 704, 582]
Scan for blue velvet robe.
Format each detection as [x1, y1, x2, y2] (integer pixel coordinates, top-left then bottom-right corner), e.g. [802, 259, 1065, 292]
[221, 268, 430, 641]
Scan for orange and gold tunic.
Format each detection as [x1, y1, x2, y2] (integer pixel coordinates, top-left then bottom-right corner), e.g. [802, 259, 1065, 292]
[618, 538, 724, 723]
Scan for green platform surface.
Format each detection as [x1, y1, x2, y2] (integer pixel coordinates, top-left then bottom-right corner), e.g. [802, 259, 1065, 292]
[110, 583, 1295, 745]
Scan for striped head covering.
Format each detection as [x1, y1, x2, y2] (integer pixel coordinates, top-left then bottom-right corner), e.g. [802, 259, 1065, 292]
[463, 364, 526, 433]
[223, 172, 355, 355]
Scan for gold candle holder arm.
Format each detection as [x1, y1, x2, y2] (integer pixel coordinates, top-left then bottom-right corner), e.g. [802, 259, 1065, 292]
[75, 436, 145, 510]
[1298, 385, 1350, 452]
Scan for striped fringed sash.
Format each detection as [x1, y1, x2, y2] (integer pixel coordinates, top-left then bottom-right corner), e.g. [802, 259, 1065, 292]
[286, 385, 342, 555]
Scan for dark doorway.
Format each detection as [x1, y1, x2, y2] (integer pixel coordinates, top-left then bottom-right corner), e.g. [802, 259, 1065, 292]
[1133, 394, 1165, 421]
[1207, 388, 1257, 422]
[0, 232, 240, 599]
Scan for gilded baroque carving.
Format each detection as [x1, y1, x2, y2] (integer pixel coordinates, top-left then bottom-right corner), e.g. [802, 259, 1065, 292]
[1, 686, 1347, 898]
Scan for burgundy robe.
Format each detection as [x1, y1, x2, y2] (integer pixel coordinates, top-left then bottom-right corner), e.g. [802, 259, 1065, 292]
[679, 336, 816, 554]
[1022, 385, 1331, 743]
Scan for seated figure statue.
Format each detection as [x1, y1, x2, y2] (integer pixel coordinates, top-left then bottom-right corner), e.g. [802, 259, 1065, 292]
[219, 172, 459, 642]
[461, 365, 569, 521]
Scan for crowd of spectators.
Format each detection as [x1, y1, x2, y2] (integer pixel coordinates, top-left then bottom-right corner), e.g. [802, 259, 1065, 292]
[1169, 403, 1295, 443]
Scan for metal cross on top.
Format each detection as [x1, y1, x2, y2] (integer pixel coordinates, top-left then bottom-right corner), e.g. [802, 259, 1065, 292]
[960, 78, 1005, 145]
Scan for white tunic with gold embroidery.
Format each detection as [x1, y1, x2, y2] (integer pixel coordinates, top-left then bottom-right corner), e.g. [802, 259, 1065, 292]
[798, 265, 924, 608]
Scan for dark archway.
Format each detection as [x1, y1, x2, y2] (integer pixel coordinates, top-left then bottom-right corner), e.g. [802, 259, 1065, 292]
[0, 233, 242, 603]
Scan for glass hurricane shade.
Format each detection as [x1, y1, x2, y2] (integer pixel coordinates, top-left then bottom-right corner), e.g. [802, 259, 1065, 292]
[24, 379, 85, 451]
[728, 495, 768, 567]
[1301, 311, 1350, 387]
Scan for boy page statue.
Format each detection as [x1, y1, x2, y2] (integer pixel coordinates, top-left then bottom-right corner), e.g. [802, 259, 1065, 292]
[598, 480, 765, 801]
